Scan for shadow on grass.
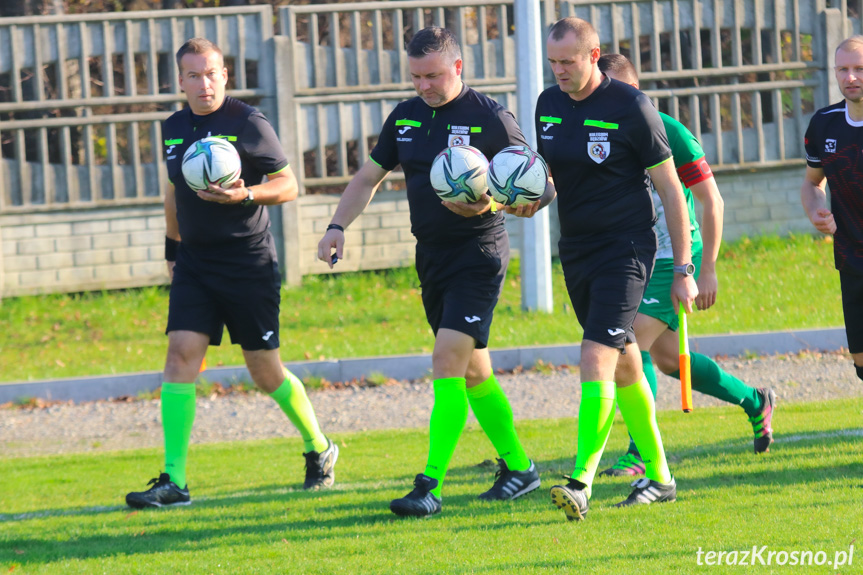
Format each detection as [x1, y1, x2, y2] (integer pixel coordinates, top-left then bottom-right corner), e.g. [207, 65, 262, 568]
[3, 422, 860, 567]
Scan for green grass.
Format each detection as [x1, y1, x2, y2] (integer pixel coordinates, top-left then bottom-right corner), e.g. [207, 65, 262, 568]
[0, 234, 842, 382]
[2, 399, 860, 573]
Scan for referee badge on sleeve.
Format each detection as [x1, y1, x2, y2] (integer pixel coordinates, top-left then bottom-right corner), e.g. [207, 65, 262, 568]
[588, 141, 610, 164]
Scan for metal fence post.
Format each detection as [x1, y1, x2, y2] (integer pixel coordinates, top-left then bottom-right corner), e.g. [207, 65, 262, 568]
[516, 0, 553, 312]
[823, 8, 845, 106]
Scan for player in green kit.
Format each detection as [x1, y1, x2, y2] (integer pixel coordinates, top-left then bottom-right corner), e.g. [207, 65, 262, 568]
[597, 55, 777, 478]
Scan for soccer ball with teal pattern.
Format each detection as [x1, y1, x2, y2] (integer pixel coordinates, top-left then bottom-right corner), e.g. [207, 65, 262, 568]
[181, 137, 242, 191]
[429, 145, 490, 203]
[487, 146, 548, 207]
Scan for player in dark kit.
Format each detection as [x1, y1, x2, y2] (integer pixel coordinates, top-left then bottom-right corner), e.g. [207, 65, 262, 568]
[802, 35, 863, 385]
[318, 27, 554, 517]
[125, 38, 336, 509]
[535, 18, 697, 521]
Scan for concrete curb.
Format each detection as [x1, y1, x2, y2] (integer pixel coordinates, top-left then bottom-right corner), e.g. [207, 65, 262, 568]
[0, 327, 848, 404]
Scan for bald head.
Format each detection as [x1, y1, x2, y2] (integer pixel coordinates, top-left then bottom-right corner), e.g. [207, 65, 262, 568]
[548, 17, 599, 56]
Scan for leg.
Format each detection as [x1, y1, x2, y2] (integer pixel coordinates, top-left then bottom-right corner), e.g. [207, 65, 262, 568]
[162, 330, 209, 488]
[126, 330, 206, 508]
[465, 348, 538, 499]
[424, 328, 473, 494]
[651, 329, 774, 453]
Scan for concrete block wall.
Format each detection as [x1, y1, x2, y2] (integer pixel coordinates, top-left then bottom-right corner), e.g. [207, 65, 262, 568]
[0, 206, 168, 297]
[298, 189, 416, 275]
[713, 165, 811, 241]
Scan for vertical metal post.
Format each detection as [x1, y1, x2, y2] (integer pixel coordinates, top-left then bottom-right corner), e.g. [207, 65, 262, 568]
[515, 0, 553, 312]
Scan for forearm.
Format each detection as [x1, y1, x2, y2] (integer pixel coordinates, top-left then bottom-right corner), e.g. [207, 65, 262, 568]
[248, 168, 299, 205]
[800, 180, 828, 220]
[164, 187, 180, 241]
[692, 180, 723, 270]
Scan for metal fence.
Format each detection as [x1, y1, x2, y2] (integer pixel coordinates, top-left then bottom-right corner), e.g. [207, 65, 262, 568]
[0, 0, 854, 209]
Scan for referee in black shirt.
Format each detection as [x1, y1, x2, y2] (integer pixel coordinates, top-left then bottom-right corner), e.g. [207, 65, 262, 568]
[534, 18, 698, 521]
[125, 38, 337, 509]
[318, 26, 554, 517]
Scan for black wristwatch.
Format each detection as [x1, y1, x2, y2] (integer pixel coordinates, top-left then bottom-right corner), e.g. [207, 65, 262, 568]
[240, 187, 255, 207]
[673, 263, 696, 277]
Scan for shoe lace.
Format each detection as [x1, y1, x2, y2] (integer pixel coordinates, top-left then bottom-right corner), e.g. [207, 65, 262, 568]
[490, 459, 509, 486]
[147, 472, 171, 487]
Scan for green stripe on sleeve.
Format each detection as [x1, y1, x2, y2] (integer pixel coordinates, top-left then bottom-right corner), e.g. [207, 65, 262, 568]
[584, 119, 619, 130]
[267, 165, 289, 176]
[396, 119, 422, 127]
[646, 156, 673, 170]
[539, 116, 562, 124]
[164, 139, 183, 145]
[369, 155, 383, 168]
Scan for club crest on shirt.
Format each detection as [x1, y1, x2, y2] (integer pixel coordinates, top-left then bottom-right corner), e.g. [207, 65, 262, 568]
[825, 139, 837, 153]
[588, 141, 610, 163]
[448, 134, 470, 147]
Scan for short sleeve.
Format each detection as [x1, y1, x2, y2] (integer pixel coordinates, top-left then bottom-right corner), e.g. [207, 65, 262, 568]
[631, 94, 672, 169]
[804, 118, 821, 167]
[493, 108, 529, 152]
[370, 108, 400, 171]
[240, 111, 289, 175]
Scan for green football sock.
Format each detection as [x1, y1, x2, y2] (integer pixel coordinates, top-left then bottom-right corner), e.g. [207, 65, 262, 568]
[626, 352, 659, 456]
[616, 376, 672, 484]
[571, 380, 617, 497]
[466, 374, 530, 472]
[640, 351, 659, 398]
[424, 377, 469, 498]
[669, 352, 762, 417]
[270, 371, 328, 453]
[161, 382, 197, 489]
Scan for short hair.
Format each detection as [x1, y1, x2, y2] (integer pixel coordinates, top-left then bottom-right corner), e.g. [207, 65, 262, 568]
[176, 38, 224, 70]
[407, 26, 462, 63]
[548, 17, 599, 55]
[836, 35, 863, 57]
[597, 53, 639, 85]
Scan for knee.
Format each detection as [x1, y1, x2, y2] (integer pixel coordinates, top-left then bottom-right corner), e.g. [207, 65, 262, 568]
[653, 354, 679, 375]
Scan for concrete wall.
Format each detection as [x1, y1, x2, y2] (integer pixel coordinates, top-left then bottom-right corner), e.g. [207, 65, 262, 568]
[0, 165, 813, 298]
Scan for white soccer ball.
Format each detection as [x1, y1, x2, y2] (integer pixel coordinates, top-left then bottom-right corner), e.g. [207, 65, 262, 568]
[487, 146, 548, 207]
[181, 137, 242, 191]
[429, 145, 490, 203]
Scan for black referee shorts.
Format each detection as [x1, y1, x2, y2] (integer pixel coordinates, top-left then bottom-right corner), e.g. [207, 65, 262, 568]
[416, 228, 509, 349]
[840, 266, 863, 354]
[559, 230, 656, 350]
[167, 234, 281, 351]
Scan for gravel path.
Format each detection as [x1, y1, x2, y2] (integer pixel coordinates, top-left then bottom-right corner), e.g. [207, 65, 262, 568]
[2, 352, 861, 458]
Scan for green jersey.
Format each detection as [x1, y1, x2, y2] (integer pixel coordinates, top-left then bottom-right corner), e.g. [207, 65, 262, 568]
[653, 112, 704, 259]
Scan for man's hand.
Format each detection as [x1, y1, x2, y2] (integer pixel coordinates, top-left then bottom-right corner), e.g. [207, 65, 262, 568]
[197, 179, 249, 204]
[317, 229, 344, 269]
[671, 275, 699, 314]
[503, 199, 542, 218]
[695, 267, 718, 310]
[811, 208, 836, 235]
[442, 193, 492, 217]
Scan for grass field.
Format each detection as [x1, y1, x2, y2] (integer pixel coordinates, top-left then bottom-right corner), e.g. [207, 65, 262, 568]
[2, 399, 860, 574]
[0, 234, 843, 383]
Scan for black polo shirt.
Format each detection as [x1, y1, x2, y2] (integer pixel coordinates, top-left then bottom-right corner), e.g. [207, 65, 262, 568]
[163, 96, 288, 247]
[535, 76, 671, 240]
[370, 84, 528, 246]
[804, 101, 863, 273]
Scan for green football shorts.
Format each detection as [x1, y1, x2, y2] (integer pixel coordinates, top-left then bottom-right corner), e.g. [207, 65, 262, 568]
[638, 250, 703, 331]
